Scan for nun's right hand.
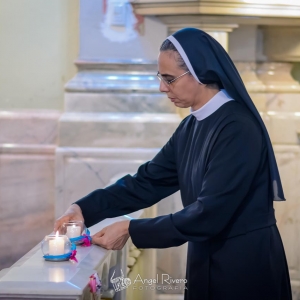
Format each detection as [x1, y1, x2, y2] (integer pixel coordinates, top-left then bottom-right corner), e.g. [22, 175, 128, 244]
[54, 204, 84, 232]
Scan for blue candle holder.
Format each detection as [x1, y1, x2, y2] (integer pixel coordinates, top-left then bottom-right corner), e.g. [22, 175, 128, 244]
[61, 221, 92, 246]
[41, 234, 77, 262]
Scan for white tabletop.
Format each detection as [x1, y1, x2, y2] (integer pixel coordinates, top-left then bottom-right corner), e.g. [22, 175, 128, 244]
[0, 211, 143, 299]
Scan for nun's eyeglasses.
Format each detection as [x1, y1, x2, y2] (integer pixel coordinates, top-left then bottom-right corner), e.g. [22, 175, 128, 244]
[156, 71, 190, 86]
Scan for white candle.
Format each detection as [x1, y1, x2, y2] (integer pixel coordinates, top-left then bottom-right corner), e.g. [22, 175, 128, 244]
[66, 225, 81, 238]
[49, 232, 65, 255]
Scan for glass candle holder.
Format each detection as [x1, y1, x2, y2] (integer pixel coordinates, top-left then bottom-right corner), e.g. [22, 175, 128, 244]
[41, 233, 74, 261]
[60, 221, 90, 245]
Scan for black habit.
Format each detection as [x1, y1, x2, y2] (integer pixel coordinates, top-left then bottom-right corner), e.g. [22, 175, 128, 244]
[75, 28, 292, 299]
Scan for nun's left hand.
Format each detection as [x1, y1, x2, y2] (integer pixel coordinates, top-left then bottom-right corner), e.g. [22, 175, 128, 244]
[92, 220, 130, 250]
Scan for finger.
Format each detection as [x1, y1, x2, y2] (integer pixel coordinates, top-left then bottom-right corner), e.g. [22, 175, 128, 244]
[54, 215, 71, 232]
[54, 218, 65, 232]
[92, 232, 105, 241]
[92, 236, 107, 248]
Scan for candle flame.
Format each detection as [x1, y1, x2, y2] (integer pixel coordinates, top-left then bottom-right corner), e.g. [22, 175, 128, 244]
[56, 231, 59, 238]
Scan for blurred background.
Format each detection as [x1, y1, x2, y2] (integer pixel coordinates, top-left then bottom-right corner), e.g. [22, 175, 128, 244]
[1, 0, 300, 299]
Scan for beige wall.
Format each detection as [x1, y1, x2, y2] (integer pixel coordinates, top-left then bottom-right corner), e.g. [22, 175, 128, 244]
[0, 0, 79, 110]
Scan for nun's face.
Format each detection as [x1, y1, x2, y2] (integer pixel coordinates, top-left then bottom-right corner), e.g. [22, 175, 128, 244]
[157, 51, 216, 110]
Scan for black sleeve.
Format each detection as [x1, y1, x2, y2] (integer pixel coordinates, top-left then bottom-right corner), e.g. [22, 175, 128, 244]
[129, 118, 264, 248]
[75, 134, 179, 227]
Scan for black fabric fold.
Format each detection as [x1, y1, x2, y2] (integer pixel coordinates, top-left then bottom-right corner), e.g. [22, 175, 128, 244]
[169, 28, 285, 201]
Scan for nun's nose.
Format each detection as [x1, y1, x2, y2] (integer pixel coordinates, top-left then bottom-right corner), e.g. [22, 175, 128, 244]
[159, 80, 170, 93]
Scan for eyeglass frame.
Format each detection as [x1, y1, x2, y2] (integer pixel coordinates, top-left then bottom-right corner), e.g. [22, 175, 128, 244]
[156, 70, 190, 86]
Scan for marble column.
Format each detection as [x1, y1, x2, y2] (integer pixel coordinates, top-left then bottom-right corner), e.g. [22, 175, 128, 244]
[56, 60, 180, 213]
[230, 25, 267, 112]
[234, 62, 266, 110]
[54, 2, 176, 298]
[57, 62, 181, 300]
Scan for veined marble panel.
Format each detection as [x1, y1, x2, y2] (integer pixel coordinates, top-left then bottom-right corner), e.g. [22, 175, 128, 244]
[257, 63, 300, 93]
[64, 92, 176, 113]
[262, 27, 300, 62]
[58, 113, 180, 148]
[0, 110, 60, 145]
[0, 110, 60, 270]
[261, 112, 300, 145]
[234, 62, 267, 112]
[55, 147, 160, 217]
[234, 62, 266, 92]
[265, 93, 300, 112]
[249, 93, 267, 113]
[0, 146, 55, 270]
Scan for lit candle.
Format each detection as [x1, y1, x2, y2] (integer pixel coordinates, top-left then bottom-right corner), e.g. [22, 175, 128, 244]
[66, 224, 81, 238]
[49, 231, 65, 255]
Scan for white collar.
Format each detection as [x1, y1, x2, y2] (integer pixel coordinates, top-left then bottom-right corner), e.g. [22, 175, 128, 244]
[190, 89, 234, 121]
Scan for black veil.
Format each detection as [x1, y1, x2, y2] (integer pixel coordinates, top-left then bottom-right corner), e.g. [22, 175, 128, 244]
[168, 28, 284, 201]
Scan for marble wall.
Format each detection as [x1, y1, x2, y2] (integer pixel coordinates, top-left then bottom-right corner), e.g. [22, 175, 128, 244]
[55, 147, 160, 216]
[0, 111, 60, 269]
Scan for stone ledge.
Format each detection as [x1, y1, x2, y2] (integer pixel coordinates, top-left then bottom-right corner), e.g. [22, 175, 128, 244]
[64, 92, 176, 114]
[0, 144, 56, 155]
[131, 0, 300, 18]
[0, 110, 61, 145]
[0, 213, 143, 299]
[58, 113, 180, 148]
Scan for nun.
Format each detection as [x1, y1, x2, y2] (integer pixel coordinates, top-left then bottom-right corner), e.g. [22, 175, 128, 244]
[55, 28, 292, 300]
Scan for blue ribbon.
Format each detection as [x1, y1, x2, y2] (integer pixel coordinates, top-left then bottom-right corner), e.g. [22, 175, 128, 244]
[70, 236, 84, 243]
[43, 252, 72, 260]
[69, 229, 91, 243]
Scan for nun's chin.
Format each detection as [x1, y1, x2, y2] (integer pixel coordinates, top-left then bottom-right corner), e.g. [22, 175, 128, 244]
[168, 97, 191, 108]
[173, 102, 188, 108]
